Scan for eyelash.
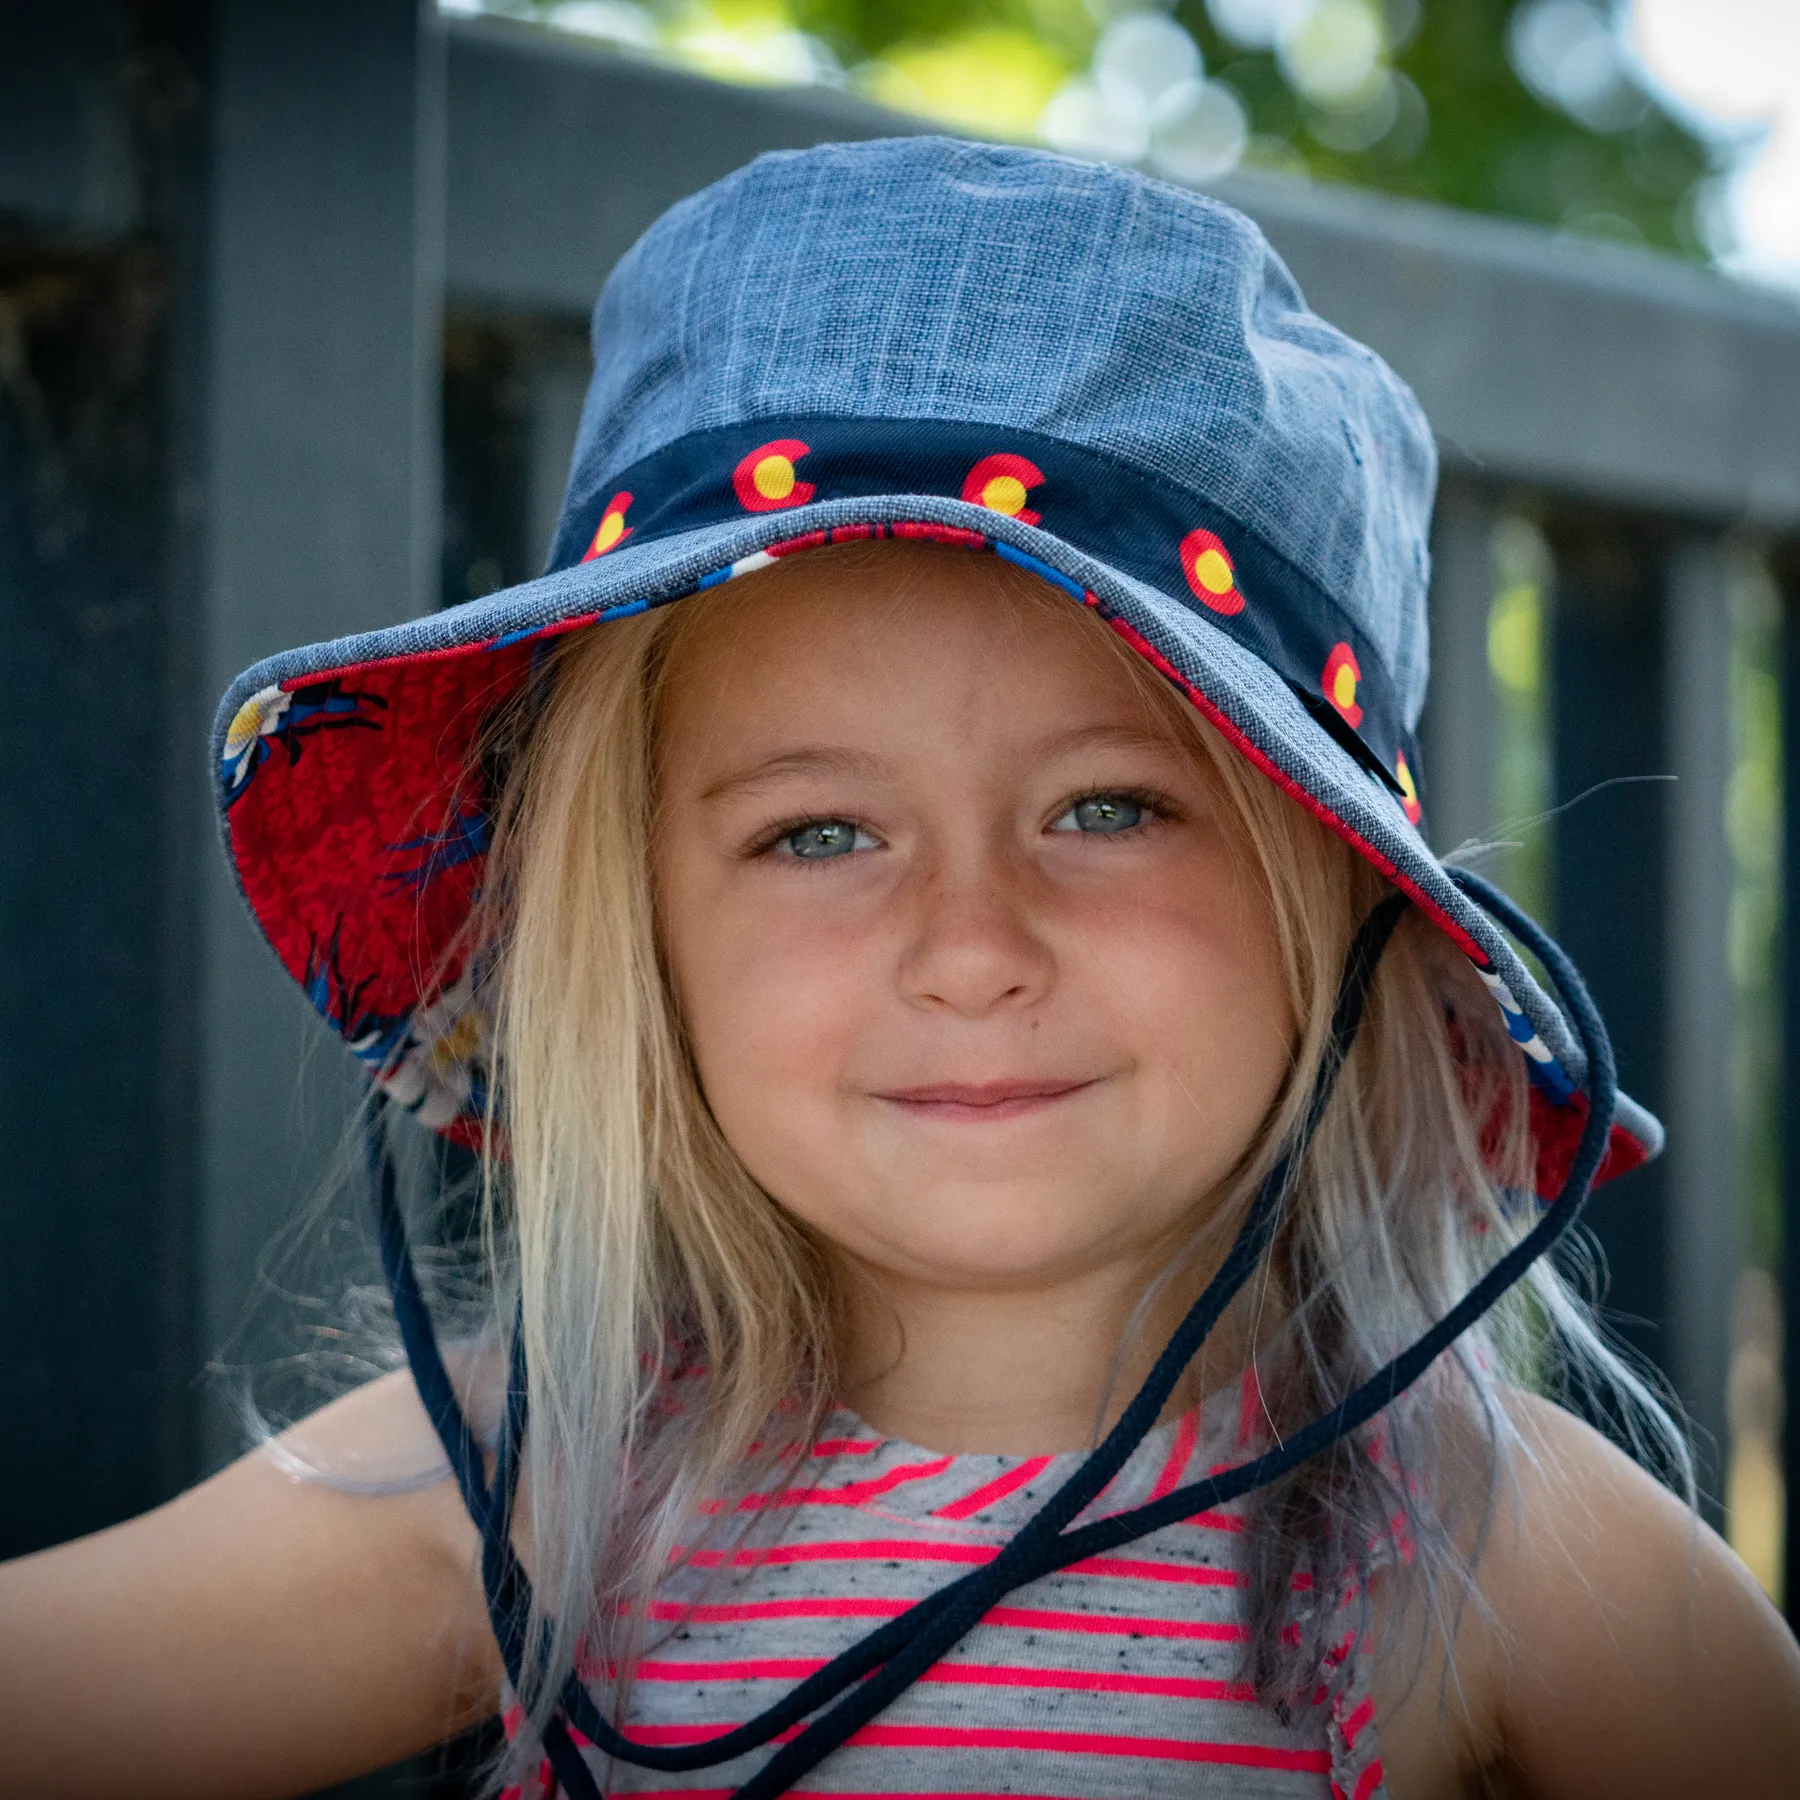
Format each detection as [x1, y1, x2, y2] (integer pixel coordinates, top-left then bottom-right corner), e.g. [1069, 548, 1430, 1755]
[1052, 786, 1175, 833]
[747, 816, 877, 861]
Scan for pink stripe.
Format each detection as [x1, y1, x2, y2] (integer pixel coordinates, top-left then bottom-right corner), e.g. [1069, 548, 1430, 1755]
[1183, 1506, 1249, 1531]
[1147, 1409, 1198, 1502]
[1353, 1760, 1386, 1800]
[842, 1724, 1329, 1769]
[934, 1455, 1053, 1520]
[1339, 1694, 1374, 1749]
[636, 1657, 823, 1681]
[682, 1539, 1245, 1579]
[636, 1656, 1257, 1702]
[716, 1454, 956, 1513]
[1066, 1553, 1240, 1588]
[743, 1434, 880, 1459]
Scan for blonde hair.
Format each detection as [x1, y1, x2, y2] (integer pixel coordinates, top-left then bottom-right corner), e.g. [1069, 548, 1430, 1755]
[468, 544, 1685, 1773]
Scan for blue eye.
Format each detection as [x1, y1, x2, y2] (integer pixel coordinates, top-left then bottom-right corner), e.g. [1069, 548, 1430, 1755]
[778, 819, 871, 860]
[1053, 794, 1147, 834]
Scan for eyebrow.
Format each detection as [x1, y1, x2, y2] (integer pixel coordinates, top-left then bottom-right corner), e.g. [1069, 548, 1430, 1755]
[697, 723, 1184, 802]
[1031, 721, 1185, 761]
[698, 746, 889, 802]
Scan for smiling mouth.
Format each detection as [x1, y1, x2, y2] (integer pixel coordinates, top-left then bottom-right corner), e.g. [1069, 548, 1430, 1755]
[872, 1078, 1099, 1121]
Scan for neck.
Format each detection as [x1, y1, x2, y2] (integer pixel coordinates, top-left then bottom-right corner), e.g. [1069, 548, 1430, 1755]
[835, 1248, 1247, 1458]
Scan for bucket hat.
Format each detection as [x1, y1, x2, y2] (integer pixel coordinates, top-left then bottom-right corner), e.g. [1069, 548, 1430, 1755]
[213, 133, 1658, 1195]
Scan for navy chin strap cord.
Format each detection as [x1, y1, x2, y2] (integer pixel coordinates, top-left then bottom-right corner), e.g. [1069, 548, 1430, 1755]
[371, 868, 1616, 1800]
[367, 1121, 598, 1790]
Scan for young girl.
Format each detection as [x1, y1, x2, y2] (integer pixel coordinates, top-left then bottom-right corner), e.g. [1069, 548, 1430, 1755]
[3, 137, 1796, 1799]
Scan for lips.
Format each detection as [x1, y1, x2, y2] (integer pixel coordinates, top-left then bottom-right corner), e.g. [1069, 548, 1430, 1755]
[872, 1078, 1097, 1120]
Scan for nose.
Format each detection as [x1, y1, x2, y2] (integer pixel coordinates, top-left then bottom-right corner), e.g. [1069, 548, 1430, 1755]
[895, 845, 1054, 1019]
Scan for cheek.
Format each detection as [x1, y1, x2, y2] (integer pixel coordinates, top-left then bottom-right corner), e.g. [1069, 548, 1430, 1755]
[1085, 855, 1292, 1169]
[659, 853, 874, 1178]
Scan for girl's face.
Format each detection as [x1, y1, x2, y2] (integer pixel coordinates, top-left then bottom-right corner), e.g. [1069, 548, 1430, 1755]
[654, 546, 1293, 1305]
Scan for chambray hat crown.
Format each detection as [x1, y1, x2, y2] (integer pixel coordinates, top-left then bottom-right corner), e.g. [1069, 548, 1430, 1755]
[552, 135, 1436, 774]
[214, 134, 1659, 1188]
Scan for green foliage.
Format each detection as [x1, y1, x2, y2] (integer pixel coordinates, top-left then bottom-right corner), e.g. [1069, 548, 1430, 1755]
[789, 0, 1716, 255]
[1182, 0, 1712, 252]
[790, 0, 1095, 64]
[501, 0, 1718, 254]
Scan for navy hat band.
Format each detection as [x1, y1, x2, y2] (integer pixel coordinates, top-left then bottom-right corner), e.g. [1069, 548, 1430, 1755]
[557, 416, 1420, 810]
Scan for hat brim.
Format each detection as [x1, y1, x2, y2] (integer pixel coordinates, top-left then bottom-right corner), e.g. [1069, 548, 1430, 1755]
[214, 492, 1658, 1193]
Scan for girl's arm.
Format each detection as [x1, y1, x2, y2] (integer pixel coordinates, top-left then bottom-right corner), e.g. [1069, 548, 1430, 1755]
[1485, 1394, 1800, 1795]
[0, 1372, 502, 1799]
[1378, 1391, 1800, 1799]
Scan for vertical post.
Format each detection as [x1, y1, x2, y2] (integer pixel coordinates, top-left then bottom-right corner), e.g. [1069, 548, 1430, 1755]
[1547, 513, 1671, 1397]
[0, 0, 211, 1557]
[1421, 481, 1497, 858]
[0, 213, 179, 1557]
[1663, 539, 1738, 1519]
[1780, 548, 1800, 1624]
[192, 0, 444, 1468]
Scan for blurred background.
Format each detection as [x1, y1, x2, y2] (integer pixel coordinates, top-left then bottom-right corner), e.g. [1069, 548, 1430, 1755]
[2, 0, 1797, 1790]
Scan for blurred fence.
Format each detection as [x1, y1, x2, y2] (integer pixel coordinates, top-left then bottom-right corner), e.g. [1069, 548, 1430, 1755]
[4, 0, 1799, 1702]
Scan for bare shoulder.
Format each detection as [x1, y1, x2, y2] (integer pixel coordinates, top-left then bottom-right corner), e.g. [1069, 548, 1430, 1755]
[1484, 1386, 1713, 1605]
[0, 1369, 500, 1797]
[1374, 1389, 1800, 1800]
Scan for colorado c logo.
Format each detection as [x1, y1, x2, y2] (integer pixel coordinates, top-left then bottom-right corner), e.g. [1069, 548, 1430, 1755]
[733, 439, 815, 512]
[1395, 751, 1422, 825]
[962, 453, 1043, 525]
[1179, 528, 1245, 615]
[1322, 643, 1363, 729]
[582, 491, 633, 560]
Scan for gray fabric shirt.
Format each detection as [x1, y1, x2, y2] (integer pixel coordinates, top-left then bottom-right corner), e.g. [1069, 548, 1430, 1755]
[504, 1377, 1388, 1798]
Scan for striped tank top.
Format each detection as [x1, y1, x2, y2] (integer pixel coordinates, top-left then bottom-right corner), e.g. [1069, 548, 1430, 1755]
[502, 1373, 1388, 1799]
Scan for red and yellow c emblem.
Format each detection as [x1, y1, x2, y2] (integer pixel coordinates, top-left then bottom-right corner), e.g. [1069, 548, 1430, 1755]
[733, 439, 815, 513]
[1179, 529, 1245, 615]
[1322, 643, 1363, 729]
[962, 453, 1043, 525]
[1396, 751, 1422, 826]
[582, 491, 633, 560]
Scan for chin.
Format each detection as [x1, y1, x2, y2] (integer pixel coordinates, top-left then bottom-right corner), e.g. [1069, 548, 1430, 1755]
[863, 1191, 1153, 1289]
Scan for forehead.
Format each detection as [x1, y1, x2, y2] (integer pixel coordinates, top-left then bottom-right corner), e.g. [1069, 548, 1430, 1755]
[654, 542, 1187, 764]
